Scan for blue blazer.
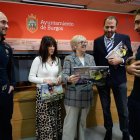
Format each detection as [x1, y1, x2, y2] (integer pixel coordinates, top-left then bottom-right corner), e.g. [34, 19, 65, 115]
[93, 33, 133, 85]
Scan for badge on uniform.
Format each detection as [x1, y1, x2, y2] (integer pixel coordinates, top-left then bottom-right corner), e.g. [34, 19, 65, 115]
[5, 49, 9, 57]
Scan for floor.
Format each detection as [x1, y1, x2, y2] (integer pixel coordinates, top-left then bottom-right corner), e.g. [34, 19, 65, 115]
[85, 123, 132, 140]
[21, 123, 132, 140]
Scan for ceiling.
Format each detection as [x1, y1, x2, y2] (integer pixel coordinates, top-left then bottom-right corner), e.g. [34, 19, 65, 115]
[2, 0, 140, 13]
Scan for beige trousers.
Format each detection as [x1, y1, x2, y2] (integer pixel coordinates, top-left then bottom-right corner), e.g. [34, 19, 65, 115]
[62, 105, 90, 140]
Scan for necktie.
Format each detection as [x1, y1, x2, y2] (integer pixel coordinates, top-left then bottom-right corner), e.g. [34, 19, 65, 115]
[106, 39, 113, 53]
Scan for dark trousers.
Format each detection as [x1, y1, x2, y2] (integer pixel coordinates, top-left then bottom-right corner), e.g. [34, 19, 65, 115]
[128, 97, 140, 140]
[0, 90, 13, 140]
[97, 83, 129, 133]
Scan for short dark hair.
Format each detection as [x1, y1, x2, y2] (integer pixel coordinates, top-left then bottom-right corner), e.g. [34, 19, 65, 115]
[39, 36, 58, 63]
[135, 9, 140, 15]
[104, 16, 118, 26]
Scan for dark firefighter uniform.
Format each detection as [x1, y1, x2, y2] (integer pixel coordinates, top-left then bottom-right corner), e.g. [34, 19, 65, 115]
[0, 36, 15, 140]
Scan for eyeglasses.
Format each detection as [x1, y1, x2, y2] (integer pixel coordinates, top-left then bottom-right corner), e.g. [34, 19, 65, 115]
[135, 20, 140, 25]
[0, 20, 8, 26]
[78, 41, 88, 45]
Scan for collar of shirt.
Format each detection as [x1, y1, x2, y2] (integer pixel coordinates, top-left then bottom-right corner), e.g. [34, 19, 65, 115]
[104, 33, 115, 41]
[0, 36, 5, 43]
[104, 33, 115, 47]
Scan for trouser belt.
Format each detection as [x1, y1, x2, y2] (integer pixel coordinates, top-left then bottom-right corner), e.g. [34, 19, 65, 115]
[0, 84, 8, 91]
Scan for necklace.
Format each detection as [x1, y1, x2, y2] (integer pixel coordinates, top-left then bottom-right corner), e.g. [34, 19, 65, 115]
[47, 59, 54, 66]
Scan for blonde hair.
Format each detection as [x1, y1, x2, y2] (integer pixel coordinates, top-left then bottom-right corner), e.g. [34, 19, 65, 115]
[70, 35, 87, 51]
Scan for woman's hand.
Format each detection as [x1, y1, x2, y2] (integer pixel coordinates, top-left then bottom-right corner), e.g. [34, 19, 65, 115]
[43, 79, 53, 85]
[68, 74, 80, 84]
[43, 77, 61, 86]
[56, 76, 62, 85]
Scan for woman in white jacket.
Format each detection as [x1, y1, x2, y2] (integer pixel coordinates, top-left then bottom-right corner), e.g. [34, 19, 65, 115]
[29, 36, 63, 140]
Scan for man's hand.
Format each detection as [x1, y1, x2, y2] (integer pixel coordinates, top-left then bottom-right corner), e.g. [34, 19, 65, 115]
[126, 60, 140, 77]
[8, 86, 14, 94]
[108, 57, 123, 66]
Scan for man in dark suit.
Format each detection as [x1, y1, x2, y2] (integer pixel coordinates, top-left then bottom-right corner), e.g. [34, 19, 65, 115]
[93, 16, 133, 140]
[126, 9, 140, 140]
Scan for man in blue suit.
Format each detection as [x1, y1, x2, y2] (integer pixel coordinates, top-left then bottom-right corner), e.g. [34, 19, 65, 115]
[93, 16, 133, 140]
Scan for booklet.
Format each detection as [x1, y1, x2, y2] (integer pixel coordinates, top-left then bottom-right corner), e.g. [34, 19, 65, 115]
[73, 66, 109, 85]
[40, 84, 63, 101]
[105, 41, 128, 59]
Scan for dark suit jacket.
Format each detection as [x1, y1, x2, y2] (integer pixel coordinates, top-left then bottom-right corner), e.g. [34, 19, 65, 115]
[93, 33, 133, 85]
[0, 38, 15, 87]
[128, 46, 140, 138]
[130, 46, 140, 101]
